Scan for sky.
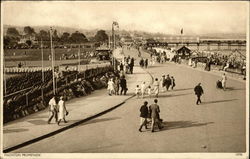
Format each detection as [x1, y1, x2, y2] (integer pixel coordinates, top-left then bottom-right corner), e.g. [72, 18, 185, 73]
[2, 1, 248, 35]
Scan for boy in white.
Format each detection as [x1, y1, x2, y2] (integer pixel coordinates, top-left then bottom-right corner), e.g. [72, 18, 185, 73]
[135, 85, 141, 98]
[147, 86, 152, 98]
[141, 82, 146, 98]
[222, 73, 227, 91]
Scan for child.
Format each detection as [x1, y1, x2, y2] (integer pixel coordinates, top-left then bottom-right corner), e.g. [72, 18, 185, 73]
[135, 85, 141, 98]
[171, 76, 176, 90]
[147, 86, 152, 98]
[141, 82, 146, 98]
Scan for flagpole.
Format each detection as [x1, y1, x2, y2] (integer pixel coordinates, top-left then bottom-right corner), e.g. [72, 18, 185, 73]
[50, 27, 56, 95]
[181, 28, 183, 46]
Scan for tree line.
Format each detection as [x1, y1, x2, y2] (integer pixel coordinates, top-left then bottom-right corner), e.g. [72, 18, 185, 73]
[4, 26, 109, 48]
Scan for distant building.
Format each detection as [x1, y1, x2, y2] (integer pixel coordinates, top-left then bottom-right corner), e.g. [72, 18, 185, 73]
[121, 36, 133, 46]
[18, 35, 38, 44]
[176, 46, 191, 59]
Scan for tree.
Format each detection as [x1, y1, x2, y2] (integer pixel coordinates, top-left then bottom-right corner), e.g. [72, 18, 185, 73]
[94, 30, 108, 42]
[24, 26, 35, 36]
[52, 29, 59, 41]
[4, 36, 11, 47]
[6, 27, 20, 37]
[60, 32, 70, 43]
[37, 30, 50, 41]
[70, 31, 88, 43]
[26, 40, 32, 47]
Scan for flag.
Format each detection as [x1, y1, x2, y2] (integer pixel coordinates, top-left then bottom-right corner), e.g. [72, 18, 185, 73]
[181, 28, 183, 35]
[113, 21, 119, 28]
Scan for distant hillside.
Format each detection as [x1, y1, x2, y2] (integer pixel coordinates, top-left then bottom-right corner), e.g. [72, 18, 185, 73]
[3, 25, 246, 40]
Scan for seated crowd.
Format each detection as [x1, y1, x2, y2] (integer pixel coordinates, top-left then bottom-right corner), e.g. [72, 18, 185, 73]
[3, 66, 119, 123]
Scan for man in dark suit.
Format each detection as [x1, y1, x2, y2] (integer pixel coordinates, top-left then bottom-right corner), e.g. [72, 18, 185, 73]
[194, 83, 204, 105]
[139, 101, 149, 132]
[120, 75, 127, 95]
[149, 99, 163, 132]
[164, 74, 172, 91]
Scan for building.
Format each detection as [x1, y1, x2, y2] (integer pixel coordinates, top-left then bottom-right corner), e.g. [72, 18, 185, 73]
[176, 46, 191, 59]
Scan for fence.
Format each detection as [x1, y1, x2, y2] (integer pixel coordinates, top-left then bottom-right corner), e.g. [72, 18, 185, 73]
[4, 62, 111, 73]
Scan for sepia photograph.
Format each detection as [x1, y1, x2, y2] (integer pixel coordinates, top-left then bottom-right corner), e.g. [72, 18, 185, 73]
[0, 1, 249, 159]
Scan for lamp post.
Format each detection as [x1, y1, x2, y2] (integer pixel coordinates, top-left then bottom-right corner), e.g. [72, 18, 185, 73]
[50, 27, 56, 95]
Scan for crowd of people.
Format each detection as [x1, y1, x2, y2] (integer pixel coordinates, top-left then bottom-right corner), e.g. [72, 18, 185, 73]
[133, 74, 176, 99]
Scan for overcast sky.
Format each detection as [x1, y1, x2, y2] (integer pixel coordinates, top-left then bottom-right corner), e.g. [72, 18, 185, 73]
[2, 1, 248, 35]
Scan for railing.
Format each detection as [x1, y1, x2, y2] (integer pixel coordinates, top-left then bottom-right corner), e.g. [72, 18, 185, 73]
[4, 62, 111, 73]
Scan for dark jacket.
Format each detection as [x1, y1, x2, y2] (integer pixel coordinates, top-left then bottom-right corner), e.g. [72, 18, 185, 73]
[149, 104, 160, 119]
[120, 78, 127, 88]
[164, 77, 172, 86]
[140, 105, 148, 118]
[194, 85, 204, 96]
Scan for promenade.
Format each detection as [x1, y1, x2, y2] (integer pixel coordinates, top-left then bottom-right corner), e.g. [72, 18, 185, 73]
[3, 47, 247, 154]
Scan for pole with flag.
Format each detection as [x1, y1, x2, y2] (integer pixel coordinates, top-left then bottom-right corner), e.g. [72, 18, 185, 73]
[181, 28, 184, 45]
[50, 27, 56, 95]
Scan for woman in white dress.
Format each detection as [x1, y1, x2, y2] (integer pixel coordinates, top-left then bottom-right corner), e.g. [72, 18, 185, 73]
[107, 78, 115, 95]
[57, 96, 68, 125]
[221, 73, 227, 91]
[141, 82, 146, 98]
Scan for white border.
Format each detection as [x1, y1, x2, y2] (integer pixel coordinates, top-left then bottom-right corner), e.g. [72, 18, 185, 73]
[0, 1, 249, 159]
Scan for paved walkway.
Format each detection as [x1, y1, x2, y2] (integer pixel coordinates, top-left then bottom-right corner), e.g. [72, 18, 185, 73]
[3, 65, 152, 151]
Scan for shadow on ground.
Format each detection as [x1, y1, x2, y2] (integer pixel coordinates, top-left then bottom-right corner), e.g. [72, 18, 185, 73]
[202, 99, 238, 105]
[226, 87, 245, 91]
[173, 88, 194, 92]
[157, 93, 192, 98]
[160, 120, 214, 131]
[77, 117, 121, 127]
[3, 128, 29, 134]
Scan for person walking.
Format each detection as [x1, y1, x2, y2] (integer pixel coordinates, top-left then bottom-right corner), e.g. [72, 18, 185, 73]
[164, 75, 172, 91]
[171, 76, 176, 90]
[221, 73, 227, 91]
[135, 85, 141, 98]
[141, 82, 146, 98]
[160, 75, 166, 92]
[119, 62, 124, 72]
[153, 78, 160, 98]
[144, 59, 148, 68]
[194, 83, 204, 105]
[147, 86, 152, 98]
[114, 77, 120, 95]
[130, 58, 134, 74]
[48, 96, 58, 124]
[139, 101, 149, 132]
[149, 99, 163, 132]
[107, 78, 115, 96]
[57, 96, 68, 126]
[120, 75, 127, 95]
[139, 58, 144, 68]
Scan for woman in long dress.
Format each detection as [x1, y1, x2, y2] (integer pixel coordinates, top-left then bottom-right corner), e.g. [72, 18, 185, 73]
[57, 96, 68, 125]
[107, 78, 115, 95]
[221, 73, 227, 91]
